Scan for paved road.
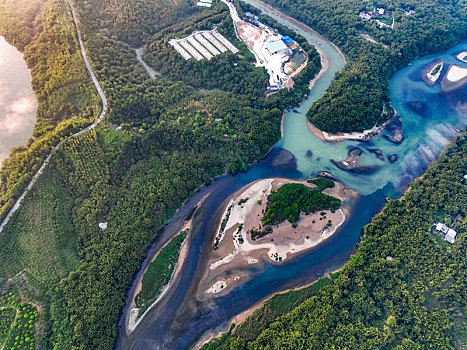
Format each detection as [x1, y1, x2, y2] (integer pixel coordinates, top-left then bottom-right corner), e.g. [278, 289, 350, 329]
[0, 0, 107, 234]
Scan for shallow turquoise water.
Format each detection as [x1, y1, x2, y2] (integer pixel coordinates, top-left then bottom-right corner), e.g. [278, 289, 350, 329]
[278, 40, 467, 195]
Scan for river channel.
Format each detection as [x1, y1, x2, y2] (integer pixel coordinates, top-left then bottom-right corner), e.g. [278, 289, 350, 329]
[0, 35, 36, 166]
[117, 2, 467, 348]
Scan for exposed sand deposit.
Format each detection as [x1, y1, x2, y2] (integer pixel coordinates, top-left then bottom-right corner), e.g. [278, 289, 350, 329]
[445, 65, 467, 82]
[307, 120, 383, 142]
[441, 64, 467, 92]
[199, 178, 357, 299]
[206, 280, 228, 294]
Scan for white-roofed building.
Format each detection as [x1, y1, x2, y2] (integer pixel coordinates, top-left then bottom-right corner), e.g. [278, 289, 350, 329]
[435, 222, 449, 234]
[265, 40, 288, 55]
[445, 228, 457, 244]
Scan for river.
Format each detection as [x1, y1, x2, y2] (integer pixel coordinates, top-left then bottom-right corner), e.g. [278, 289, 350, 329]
[0, 35, 36, 166]
[116, 3, 467, 348]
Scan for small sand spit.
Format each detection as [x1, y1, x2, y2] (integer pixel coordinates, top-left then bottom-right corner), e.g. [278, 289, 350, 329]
[445, 65, 467, 82]
[456, 51, 467, 63]
[206, 280, 227, 294]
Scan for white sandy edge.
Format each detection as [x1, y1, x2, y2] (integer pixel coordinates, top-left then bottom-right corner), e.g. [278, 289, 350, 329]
[209, 179, 346, 270]
[426, 62, 443, 82]
[308, 120, 383, 142]
[214, 179, 273, 247]
[445, 64, 467, 82]
[126, 236, 188, 334]
[456, 51, 467, 63]
[206, 280, 228, 294]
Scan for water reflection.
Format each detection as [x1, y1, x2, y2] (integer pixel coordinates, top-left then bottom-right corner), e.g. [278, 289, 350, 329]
[0, 36, 36, 166]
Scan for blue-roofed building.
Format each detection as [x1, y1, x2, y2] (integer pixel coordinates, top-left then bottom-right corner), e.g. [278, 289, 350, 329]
[282, 36, 293, 44]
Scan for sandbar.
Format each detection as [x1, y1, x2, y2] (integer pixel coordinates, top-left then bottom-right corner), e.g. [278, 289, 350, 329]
[125, 195, 208, 334]
[307, 119, 383, 142]
[198, 178, 358, 299]
[421, 60, 443, 86]
[441, 64, 467, 92]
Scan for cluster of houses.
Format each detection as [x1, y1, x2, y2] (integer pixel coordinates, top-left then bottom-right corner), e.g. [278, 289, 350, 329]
[434, 222, 457, 244]
[240, 11, 302, 92]
[359, 7, 387, 21]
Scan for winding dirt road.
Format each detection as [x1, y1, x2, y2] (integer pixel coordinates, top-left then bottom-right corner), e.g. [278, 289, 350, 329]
[0, 0, 107, 234]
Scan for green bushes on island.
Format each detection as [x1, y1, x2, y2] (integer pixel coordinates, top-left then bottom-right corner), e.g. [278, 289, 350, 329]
[206, 134, 467, 349]
[306, 178, 335, 192]
[135, 230, 188, 313]
[263, 183, 341, 224]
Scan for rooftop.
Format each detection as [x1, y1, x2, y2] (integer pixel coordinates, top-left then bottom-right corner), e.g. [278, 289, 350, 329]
[265, 40, 287, 54]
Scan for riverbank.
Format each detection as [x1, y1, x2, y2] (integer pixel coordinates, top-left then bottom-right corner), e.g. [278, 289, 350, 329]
[307, 119, 382, 142]
[125, 194, 208, 334]
[196, 178, 357, 302]
[280, 41, 329, 138]
[194, 266, 343, 349]
[0, 36, 37, 167]
[0, 0, 108, 234]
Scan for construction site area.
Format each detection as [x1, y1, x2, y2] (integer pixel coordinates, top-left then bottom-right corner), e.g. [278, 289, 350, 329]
[222, 0, 308, 91]
[168, 0, 308, 91]
[169, 30, 239, 61]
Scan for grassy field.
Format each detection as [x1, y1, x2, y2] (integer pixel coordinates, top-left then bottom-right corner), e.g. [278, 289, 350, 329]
[135, 230, 188, 312]
[0, 164, 79, 285]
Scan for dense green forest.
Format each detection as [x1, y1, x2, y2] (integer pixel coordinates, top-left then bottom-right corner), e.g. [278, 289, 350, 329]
[257, 0, 467, 132]
[205, 133, 467, 349]
[0, 0, 322, 348]
[263, 183, 341, 224]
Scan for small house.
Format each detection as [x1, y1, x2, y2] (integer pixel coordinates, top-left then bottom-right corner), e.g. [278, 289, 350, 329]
[359, 12, 372, 20]
[445, 229, 457, 244]
[377, 8, 385, 15]
[435, 222, 449, 234]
